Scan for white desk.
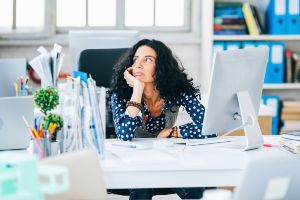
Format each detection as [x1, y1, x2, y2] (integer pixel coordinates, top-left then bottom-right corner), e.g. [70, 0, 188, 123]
[102, 136, 290, 189]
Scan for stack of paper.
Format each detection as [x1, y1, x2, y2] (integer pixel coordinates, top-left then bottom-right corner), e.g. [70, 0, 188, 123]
[280, 132, 300, 154]
[29, 44, 64, 87]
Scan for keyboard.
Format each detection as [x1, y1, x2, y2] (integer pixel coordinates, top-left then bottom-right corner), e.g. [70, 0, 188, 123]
[174, 136, 235, 146]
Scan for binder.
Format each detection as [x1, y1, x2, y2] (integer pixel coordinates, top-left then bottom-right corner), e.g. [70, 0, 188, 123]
[269, 42, 285, 83]
[262, 96, 280, 135]
[260, 42, 285, 83]
[242, 41, 256, 49]
[287, 0, 300, 34]
[266, 0, 288, 34]
[225, 42, 240, 50]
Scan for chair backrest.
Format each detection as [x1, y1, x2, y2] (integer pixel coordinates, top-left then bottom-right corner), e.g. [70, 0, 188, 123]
[79, 48, 129, 88]
[40, 149, 107, 200]
[233, 155, 300, 200]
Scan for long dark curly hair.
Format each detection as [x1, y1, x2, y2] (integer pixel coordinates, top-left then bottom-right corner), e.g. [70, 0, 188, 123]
[109, 39, 200, 102]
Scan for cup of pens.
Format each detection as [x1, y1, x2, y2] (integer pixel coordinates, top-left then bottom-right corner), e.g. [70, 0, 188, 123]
[14, 76, 30, 96]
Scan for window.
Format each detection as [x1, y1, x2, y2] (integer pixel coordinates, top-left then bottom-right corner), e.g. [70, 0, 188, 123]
[0, 0, 45, 33]
[56, 0, 190, 32]
[0, 0, 191, 37]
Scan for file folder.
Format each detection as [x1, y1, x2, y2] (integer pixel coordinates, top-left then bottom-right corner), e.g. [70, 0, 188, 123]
[262, 96, 280, 135]
[266, 0, 288, 34]
[268, 42, 285, 83]
[242, 41, 256, 49]
[258, 42, 285, 83]
[287, 0, 300, 34]
[225, 42, 241, 50]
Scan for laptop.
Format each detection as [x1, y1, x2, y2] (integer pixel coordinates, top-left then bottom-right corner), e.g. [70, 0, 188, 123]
[0, 58, 27, 97]
[40, 149, 107, 200]
[0, 96, 34, 150]
[233, 155, 300, 200]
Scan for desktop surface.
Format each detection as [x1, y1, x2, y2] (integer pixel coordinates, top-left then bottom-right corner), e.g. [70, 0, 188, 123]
[102, 136, 292, 189]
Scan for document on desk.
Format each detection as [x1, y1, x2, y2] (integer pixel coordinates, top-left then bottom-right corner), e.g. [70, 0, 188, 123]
[108, 141, 177, 163]
[173, 137, 234, 146]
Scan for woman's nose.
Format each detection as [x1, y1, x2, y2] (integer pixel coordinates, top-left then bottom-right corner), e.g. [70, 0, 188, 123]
[134, 60, 143, 68]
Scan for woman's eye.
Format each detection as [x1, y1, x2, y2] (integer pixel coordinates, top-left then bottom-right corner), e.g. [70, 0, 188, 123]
[145, 58, 152, 62]
[133, 59, 138, 63]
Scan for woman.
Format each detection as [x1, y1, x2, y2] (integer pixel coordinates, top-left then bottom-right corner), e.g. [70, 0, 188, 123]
[110, 39, 215, 199]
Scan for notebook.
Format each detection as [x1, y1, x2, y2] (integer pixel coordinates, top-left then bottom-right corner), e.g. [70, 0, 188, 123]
[0, 96, 34, 150]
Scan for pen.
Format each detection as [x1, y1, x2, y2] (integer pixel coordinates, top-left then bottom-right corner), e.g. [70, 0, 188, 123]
[112, 143, 137, 148]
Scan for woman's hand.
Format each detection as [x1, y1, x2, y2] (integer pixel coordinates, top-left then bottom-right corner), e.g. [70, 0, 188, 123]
[124, 67, 144, 88]
[157, 128, 172, 138]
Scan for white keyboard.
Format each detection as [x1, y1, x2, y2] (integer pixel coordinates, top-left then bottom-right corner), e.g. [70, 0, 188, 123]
[174, 136, 235, 146]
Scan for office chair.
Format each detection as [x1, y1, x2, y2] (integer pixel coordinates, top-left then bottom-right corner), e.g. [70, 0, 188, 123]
[78, 48, 129, 138]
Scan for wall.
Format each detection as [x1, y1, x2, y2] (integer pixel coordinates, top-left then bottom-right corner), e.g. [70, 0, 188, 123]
[0, 42, 204, 91]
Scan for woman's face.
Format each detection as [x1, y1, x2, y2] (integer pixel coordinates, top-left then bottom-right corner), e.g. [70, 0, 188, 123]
[132, 45, 157, 83]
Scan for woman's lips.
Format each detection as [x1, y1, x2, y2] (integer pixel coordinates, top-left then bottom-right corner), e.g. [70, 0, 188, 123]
[133, 72, 144, 76]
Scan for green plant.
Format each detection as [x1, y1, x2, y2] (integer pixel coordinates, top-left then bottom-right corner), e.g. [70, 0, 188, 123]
[34, 86, 59, 115]
[43, 113, 63, 142]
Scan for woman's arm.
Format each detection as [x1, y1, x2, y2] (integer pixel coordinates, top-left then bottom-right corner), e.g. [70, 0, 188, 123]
[178, 92, 216, 139]
[111, 93, 143, 141]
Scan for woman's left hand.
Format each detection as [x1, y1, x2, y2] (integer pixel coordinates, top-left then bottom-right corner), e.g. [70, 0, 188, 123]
[157, 128, 172, 138]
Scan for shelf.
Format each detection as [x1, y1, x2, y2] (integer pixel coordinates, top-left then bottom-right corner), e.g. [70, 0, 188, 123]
[213, 35, 300, 41]
[263, 83, 300, 90]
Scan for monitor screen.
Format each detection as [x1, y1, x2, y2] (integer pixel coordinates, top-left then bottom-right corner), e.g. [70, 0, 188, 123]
[202, 46, 269, 135]
[69, 30, 139, 70]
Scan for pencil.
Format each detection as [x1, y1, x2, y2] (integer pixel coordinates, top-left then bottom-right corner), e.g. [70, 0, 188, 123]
[22, 116, 44, 157]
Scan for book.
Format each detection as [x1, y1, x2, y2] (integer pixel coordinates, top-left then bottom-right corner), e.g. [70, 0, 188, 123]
[215, 2, 242, 8]
[281, 132, 300, 141]
[282, 100, 300, 107]
[285, 50, 293, 83]
[214, 24, 247, 31]
[281, 113, 300, 120]
[214, 30, 247, 35]
[214, 17, 245, 25]
[250, 5, 264, 34]
[242, 3, 259, 35]
[293, 52, 300, 82]
[281, 144, 300, 154]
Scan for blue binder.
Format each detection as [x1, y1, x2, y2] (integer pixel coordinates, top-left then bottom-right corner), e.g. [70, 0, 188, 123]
[287, 0, 300, 34]
[225, 42, 241, 50]
[257, 42, 284, 83]
[262, 96, 280, 135]
[267, 42, 285, 83]
[241, 41, 256, 49]
[266, 0, 288, 34]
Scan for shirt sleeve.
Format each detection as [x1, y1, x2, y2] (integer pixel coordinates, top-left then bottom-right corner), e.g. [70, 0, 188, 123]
[177, 92, 216, 139]
[111, 93, 143, 141]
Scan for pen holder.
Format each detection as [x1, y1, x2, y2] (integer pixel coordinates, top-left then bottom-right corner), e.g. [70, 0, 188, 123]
[33, 138, 59, 159]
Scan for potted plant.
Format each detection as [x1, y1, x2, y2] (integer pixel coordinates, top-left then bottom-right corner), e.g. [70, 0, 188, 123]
[34, 86, 63, 156]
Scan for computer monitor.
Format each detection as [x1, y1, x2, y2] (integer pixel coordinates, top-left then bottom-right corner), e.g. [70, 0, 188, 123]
[69, 30, 140, 70]
[0, 58, 27, 97]
[202, 47, 269, 150]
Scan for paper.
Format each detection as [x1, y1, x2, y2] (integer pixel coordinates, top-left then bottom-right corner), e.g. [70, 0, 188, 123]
[108, 147, 177, 163]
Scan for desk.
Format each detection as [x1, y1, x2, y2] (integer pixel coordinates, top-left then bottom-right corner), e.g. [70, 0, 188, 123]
[102, 136, 290, 189]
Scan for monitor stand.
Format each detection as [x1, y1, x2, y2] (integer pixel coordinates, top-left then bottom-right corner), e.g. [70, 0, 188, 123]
[236, 91, 264, 151]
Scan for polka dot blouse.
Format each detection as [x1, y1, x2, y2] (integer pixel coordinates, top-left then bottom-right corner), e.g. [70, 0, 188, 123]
[111, 92, 216, 141]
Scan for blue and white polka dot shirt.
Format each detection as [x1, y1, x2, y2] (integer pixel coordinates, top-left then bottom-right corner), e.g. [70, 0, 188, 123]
[111, 92, 214, 141]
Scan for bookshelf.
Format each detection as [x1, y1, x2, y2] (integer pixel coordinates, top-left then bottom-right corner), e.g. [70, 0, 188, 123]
[200, 0, 300, 100]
